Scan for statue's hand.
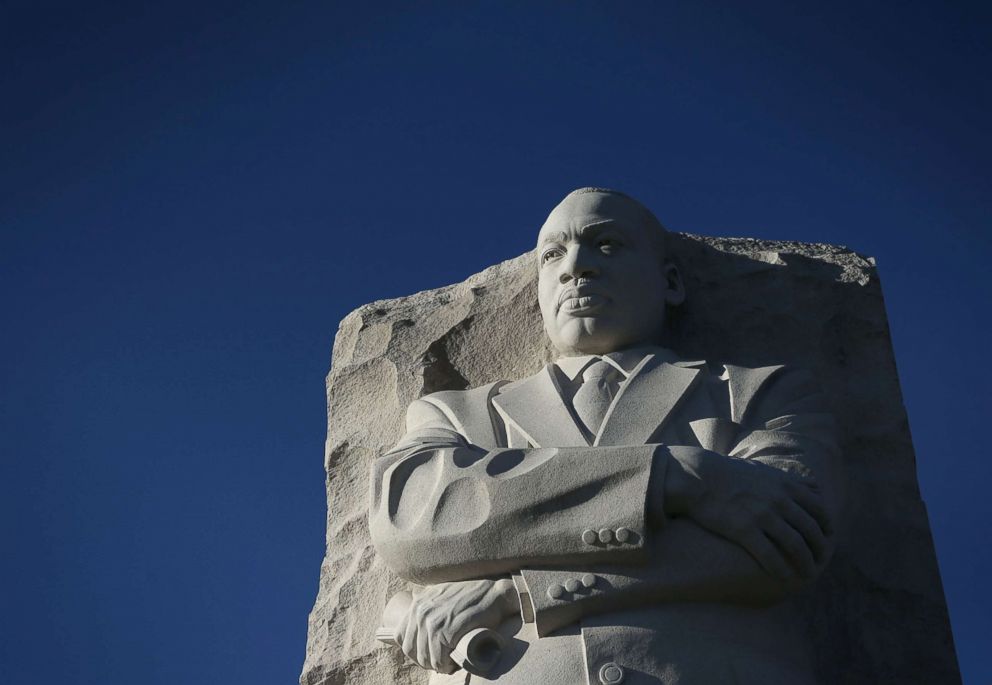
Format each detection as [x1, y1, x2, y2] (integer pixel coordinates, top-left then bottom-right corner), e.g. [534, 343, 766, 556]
[391, 578, 518, 674]
[665, 449, 832, 581]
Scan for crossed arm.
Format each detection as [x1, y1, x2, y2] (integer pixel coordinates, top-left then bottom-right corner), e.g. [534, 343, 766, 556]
[368, 368, 842, 673]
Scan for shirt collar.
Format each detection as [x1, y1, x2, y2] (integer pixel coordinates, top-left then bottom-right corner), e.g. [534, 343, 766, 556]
[555, 345, 680, 381]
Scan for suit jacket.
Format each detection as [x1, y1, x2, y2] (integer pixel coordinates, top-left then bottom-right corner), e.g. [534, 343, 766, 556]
[369, 347, 842, 684]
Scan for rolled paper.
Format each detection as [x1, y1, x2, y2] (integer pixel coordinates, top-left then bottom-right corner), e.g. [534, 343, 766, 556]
[449, 626, 506, 676]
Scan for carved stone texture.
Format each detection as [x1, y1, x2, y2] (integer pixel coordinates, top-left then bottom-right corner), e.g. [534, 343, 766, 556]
[300, 234, 960, 685]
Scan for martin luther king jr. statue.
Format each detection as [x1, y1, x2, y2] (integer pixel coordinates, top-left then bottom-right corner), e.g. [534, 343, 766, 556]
[368, 188, 844, 684]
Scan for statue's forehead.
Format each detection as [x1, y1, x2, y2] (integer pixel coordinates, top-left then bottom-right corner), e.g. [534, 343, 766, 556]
[540, 192, 644, 239]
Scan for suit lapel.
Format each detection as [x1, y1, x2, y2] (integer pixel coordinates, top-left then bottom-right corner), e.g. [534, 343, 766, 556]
[596, 354, 705, 446]
[492, 365, 589, 447]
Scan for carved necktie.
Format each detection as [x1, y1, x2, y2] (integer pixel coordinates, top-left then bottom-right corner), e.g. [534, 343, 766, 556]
[572, 358, 622, 438]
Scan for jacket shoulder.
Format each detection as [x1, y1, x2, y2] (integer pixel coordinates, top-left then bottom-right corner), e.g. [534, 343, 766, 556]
[724, 363, 822, 425]
[411, 381, 508, 449]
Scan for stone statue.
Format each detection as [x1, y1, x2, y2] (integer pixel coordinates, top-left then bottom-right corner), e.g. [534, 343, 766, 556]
[367, 188, 844, 684]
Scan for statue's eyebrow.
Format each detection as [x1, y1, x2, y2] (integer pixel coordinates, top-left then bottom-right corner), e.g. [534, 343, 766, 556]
[575, 219, 618, 238]
[540, 220, 620, 245]
[540, 231, 568, 245]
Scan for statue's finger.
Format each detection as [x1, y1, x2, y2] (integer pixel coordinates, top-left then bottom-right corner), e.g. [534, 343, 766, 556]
[425, 618, 455, 674]
[788, 480, 832, 535]
[781, 499, 827, 563]
[765, 517, 816, 578]
[741, 529, 792, 580]
[401, 614, 424, 669]
[416, 620, 432, 672]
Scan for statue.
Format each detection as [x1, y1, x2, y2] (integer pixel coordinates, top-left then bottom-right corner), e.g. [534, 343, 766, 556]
[367, 188, 844, 684]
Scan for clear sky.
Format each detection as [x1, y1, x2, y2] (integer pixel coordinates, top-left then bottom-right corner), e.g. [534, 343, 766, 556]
[2, 1, 989, 683]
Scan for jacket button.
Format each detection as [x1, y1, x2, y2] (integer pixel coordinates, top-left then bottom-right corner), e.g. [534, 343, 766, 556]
[598, 528, 614, 544]
[565, 578, 581, 593]
[547, 584, 564, 600]
[581, 573, 597, 588]
[582, 529, 598, 545]
[599, 661, 625, 684]
[615, 526, 632, 543]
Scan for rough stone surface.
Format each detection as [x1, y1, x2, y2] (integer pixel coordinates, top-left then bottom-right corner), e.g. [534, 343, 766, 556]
[300, 233, 960, 685]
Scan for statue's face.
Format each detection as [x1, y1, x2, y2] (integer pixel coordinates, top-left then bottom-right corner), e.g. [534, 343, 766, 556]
[537, 191, 684, 356]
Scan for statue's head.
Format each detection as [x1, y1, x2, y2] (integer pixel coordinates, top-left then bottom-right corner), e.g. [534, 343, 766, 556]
[537, 187, 685, 357]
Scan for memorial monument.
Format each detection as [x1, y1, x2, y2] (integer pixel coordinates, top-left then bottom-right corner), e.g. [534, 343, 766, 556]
[301, 189, 960, 684]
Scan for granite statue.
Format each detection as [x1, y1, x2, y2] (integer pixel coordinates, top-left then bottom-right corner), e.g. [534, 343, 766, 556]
[367, 188, 844, 684]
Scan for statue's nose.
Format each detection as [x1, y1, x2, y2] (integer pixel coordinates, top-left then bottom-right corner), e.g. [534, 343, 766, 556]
[559, 246, 600, 283]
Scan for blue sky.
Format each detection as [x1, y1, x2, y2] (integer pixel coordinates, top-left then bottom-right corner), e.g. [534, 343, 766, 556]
[2, 1, 989, 683]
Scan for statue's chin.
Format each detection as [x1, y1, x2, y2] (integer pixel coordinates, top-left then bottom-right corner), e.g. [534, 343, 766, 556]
[549, 315, 664, 357]
[549, 319, 626, 357]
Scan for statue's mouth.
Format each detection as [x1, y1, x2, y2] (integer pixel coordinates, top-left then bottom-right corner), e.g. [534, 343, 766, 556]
[559, 293, 607, 314]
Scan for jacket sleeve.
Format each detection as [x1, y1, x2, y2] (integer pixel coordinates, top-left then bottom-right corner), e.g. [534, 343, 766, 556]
[368, 397, 664, 585]
[516, 366, 844, 636]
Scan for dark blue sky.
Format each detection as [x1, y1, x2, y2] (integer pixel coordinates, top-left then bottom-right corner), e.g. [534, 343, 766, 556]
[2, 2, 989, 683]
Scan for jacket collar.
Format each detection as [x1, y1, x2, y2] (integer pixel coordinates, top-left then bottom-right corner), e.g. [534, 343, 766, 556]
[554, 345, 682, 381]
[492, 347, 706, 447]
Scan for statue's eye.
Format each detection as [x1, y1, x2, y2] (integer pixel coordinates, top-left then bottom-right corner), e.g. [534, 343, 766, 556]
[541, 247, 564, 264]
[599, 238, 619, 253]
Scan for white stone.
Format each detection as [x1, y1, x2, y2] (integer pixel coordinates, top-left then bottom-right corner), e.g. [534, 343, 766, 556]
[300, 192, 959, 684]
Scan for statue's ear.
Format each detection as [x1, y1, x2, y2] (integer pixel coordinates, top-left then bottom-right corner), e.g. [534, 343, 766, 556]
[664, 262, 686, 306]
